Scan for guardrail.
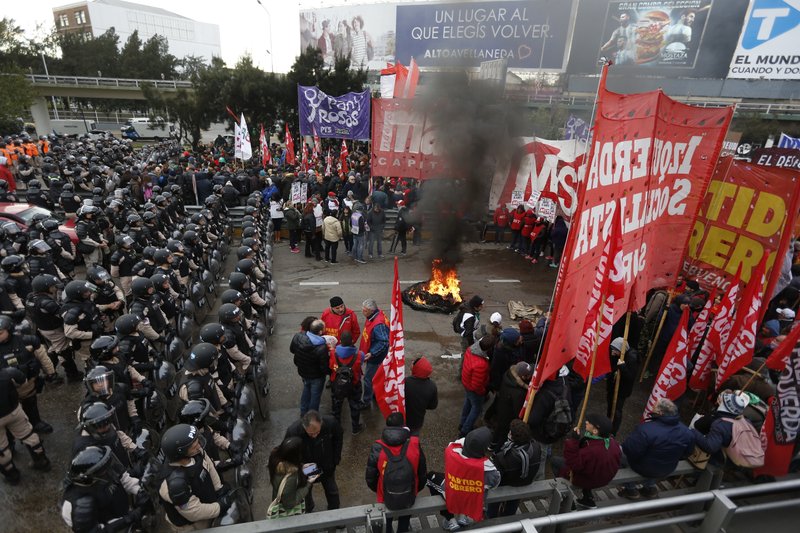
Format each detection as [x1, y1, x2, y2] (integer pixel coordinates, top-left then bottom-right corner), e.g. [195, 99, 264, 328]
[25, 74, 193, 90]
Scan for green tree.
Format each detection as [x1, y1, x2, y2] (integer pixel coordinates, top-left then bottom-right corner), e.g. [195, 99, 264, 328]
[0, 18, 35, 134]
[55, 28, 121, 77]
[119, 30, 144, 77]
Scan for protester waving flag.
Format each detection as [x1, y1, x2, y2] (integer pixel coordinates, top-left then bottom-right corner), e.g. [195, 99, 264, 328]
[285, 124, 295, 166]
[716, 253, 769, 389]
[373, 257, 406, 418]
[340, 139, 349, 175]
[259, 125, 270, 167]
[642, 308, 690, 420]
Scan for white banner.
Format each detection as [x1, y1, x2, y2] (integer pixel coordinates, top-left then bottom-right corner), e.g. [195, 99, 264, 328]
[778, 132, 800, 149]
[728, 0, 800, 80]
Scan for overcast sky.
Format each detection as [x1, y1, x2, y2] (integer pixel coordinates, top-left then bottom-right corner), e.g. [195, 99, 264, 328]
[2, 0, 313, 73]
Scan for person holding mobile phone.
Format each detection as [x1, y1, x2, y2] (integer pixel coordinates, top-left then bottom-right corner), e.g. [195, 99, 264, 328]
[285, 411, 343, 512]
[267, 437, 313, 517]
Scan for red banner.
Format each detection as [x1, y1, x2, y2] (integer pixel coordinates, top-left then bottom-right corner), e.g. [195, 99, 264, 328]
[642, 308, 690, 420]
[683, 157, 800, 298]
[534, 65, 732, 387]
[370, 98, 445, 179]
[373, 257, 406, 418]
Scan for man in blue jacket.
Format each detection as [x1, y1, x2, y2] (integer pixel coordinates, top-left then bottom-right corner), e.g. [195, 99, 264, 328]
[692, 390, 750, 465]
[620, 398, 695, 499]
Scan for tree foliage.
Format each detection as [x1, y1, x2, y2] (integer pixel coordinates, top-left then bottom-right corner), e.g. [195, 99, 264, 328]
[0, 18, 35, 134]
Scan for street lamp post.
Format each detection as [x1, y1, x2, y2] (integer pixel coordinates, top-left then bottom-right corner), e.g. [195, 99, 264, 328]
[255, 0, 275, 73]
[41, 53, 59, 120]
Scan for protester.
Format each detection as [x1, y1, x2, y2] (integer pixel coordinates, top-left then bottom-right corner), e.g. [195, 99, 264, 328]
[460, 335, 494, 437]
[359, 299, 390, 408]
[290, 319, 330, 416]
[455, 295, 484, 353]
[605, 337, 640, 435]
[489, 361, 532, 450]
[404, 356, 438, 436]
[329, 331, 365, 435]
[488, 419, 540, 517]
[267, 437, 316, 517]
[692, 390, 754, 465]
[320, 296, 361, 343]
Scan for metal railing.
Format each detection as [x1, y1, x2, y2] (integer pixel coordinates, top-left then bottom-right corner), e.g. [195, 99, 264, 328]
[26, 74, 193, 90]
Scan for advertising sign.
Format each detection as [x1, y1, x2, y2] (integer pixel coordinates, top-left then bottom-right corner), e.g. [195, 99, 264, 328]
[778, 132, 800, 148]
[533, 67, 732, 385]
[720, 131, 743, 157]
[297, 86, 371, 140]
[300, 4, 396, 70]
[683, 157, 800, 298]
[728, 0, 800, 79]
[371, 98, 446, 179]
[395, 0, 574, 70]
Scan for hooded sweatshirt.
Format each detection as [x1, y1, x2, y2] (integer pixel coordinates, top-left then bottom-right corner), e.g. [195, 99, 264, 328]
[405, 358, 438, 432]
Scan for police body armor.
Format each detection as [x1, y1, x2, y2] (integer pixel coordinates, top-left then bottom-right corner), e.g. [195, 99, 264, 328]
[72, 431, 132, 469]
[62, 479, 130, 532]
[131, 261, 156, 279]
[117, 334, 153, 368]
[161, 454, 218, 527]
[222, 323, 251, 357]
[26, 191, 52, 209]
[60, 192, 81, 214]
[0, 335, 41, 380]
[95, 284, 123, 324]
[61, 299, 99, 337]
[47, 231, 75, 274]
[110, 249, 136, 277]
[2, 275, 32, 304]
[178, 372, 222, 411]
[28, 254, 59, 279]
[130, 297, 166, 334]
[26, 293, 63, 331]
[81, 386, 132, 433]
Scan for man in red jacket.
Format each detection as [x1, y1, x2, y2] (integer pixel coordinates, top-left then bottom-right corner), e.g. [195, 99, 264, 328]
[459, 335, 494, 437]
[492, 204, 509, 244]
[365, 412, 427, 533]
[551, 413, 621, 509]
[320, 296, 361, 343]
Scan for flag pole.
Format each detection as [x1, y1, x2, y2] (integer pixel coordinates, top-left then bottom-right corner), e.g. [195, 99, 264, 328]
[639, 291, 674, 382]
[610, 310, 631, 424]
[577, 297, 606, 431]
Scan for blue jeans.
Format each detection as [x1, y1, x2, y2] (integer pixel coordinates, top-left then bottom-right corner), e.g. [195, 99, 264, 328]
[362, 362, 379, 405]
[367, 229, 383, 256]
[352, 234, 365, 261]
[300, 377, 325, 416]
[459, 390, 484, 436]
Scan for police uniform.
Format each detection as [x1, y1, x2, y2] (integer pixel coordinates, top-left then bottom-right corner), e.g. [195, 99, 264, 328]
[159, 449, 223, 531]
[0, 367, 49, 482]
[0, 332, 57, 430]
[61, 296, 100, 366]
[129, 294, 167, 341]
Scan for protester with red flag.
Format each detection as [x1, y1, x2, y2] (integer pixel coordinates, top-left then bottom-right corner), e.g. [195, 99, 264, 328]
[642, 308, 691, 420]
[372, 257, 406, 419]
[301, 141, 310, 173]
[284, 124, 295, 166]
[259, 125, 270, 168]
[340, 140, 349, 176]
[687, 289, 716, 364]
[716, 254, 769, 389]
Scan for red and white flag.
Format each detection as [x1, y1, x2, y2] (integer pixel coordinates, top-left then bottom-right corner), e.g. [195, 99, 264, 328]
[284, 124, 295, 166]
[373, 257, 406, 418]
[573, 206, 624, 380]
[765, 321, 800, 372]
[340, 140, 349, 175]
[716, 253, 769, 389]
[688, 289, 716, 359]
[301, 142, 310, 172]
[395, 57, 420, 99]
[325, 149, 333, 177]
[642, 307, 690, 420]
[689, 267, 741, 391]
[754, 396, 795, 478]
[259, 125, 270, 168]
[312, 127, 322, 158]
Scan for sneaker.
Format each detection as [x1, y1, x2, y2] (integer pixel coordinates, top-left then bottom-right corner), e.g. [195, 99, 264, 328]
[576, 496, 597, 509]
[369, 255, 374, 259]
[531, 258, 538, 264]
[442, 518, 461, 531]
[549, 262, 558, 268]
[545, 256, 553, 261]
[456, 516, 475, 528]
[352, 423, 365, 435]
[617, 486, 641, 500]
[291, 248, 300, 254]
[378, 255, 384, 259]
[539, 251, 545, 257]
[356, 259, 367, 264]
[400, 252, 406, 256]
[640, 485, 659, 499]
[330, 260, 338, 264]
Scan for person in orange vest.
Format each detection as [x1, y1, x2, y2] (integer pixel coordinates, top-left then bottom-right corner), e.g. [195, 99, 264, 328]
[320, 296, 361, 343]
[439, 427, 500, 531]
[38, 137, 49, 157]
[358, 298, 389, 409]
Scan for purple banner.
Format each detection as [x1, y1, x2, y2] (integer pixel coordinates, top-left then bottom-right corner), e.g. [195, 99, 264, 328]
[298, 85, 371, 140]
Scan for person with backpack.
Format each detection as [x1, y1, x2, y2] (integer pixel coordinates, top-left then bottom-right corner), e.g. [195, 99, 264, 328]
[526, 366, 574, 479]
[691, 390, 764, 469]
[620, 398, 696, 500]
[551, 413, 621, 509]
[489, 362, 533, 450]
[487, 419, 540, 517]
[329, 331, 365, 435]
[460, 335, 494, 437]
[365, 412, 427, 533]
[454, 295, 484, 353]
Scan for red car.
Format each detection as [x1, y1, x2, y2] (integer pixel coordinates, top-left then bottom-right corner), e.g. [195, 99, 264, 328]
[0, 203, 79, 243]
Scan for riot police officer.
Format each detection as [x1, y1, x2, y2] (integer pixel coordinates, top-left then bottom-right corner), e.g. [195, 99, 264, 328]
[128, 277, 167, 342]
[178, 399, 230, 462]
[115, 314, 155, 374]
[0, 179, 17, 202]
[0, 366, 51, 484]
[43, 218, 76, 279]
[158, 424, 231, 530]
[59, 182, 82, 218]
[86, 266, 125, 333]
[26, 180, 53, 209]
[72, 402, 140, 477]
[218, 303, 253, 365]
[61, 280, 101, 368]
[0, 255, 30, 321]
[75, 205, 109, 267]
[109, 235, 137, 298]
[27, 239, 64, 279]
[80, 365, 140, 437]
[27, 274, 83, 382]
[177, 343, 228, 415]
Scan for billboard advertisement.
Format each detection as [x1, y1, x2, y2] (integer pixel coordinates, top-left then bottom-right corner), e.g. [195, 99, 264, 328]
[299, 4, 396, 70]
[728, 0, 800, 79]
[569, 0, 750, 78]
[394, 0, 575, 69]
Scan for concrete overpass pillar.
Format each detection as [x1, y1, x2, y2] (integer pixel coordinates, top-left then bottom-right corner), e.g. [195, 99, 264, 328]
[30, 97, 53, 136]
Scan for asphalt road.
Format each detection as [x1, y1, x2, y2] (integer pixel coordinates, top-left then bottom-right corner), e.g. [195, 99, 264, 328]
[2, 237, 659, 531]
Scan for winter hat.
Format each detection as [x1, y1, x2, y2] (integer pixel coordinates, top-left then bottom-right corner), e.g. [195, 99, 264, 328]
[501, 328, 521, 345]
[490, 312, 502, 325]
[763, 319, 781, 337]
[610, 337, 628, 353]
[463, 427, 492, 458]
[411, 357, 432, 378]
[777, 308, 796, 319]
[720, 390, 750, 416]
[396, 199, 405, 206]
[329, 296, 344, 308]
[518, 319, 534, 334]
[690, 296, 706, 311]
[469, 295, 484, 308]
[685, 280, 700, 291]
[585, 413, 613, 438]
[514, 361, 533, 381]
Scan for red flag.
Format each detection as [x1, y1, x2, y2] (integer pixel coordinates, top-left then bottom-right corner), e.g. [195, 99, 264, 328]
[373, 257, 406, 418]
[573, 206, 624, 380]
[642, 308, 690, 420]
[225, 105, 239, 123]
[284, 124, 295, 166]
[259, 125, 270, 168]
[766, 321, 800, 372]
[312, 127, 322, 158]
[325, 149, 333, 177]
[754, 396, 795, 478]
[395, 57, 419, 99]
[688, 289, 717, 358]
[301, 142, 310, 172]
[690, 267, 742, 391]
[340, 140, 349, 175]
[716, 253, 769, 389]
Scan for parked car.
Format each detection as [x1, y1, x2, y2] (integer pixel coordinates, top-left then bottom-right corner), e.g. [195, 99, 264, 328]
[0, 203, 78, 243]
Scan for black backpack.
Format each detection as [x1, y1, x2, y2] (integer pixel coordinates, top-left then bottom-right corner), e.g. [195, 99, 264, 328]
[379, 440, 416, 510]
[332, 357, 355, 399]
[452, 306, 467, 334]
[543, 384, 573, 442]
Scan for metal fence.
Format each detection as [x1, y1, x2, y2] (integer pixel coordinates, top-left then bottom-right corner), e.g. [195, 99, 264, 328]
[26, 74, 193, 90]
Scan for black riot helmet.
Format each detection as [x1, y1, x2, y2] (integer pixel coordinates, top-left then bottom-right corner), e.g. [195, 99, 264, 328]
[228, 272, 250, 292]
[182, 230, 198, 246]
[218, 303, 242, 324]
[1, 255, 27, 274]
[65, 280, 95, 301]
[198, 323, 225, 345]
[142, 246, 156, 262]
[220, 289, 244, 307]
[31, 274, 60, 294]
[0, 315, 15, 334]
[68, 445, 125, 485]
[126, 213, 142, 226]
[161, 424, 206, 462]
[115, 235, 134, 248]
[166, 240, 185, 255]
[86, 265, 112, 286]
[179, 399, 216, 427]
[41, 219, 60, 233]
[114, 313, 141, 335]
[183, 342, 217, 372]
[90, 336, 119, 362]
[28, 239, 51, 255]
[150, 273, 170, 291]
[131, 277, 154, 298]
[153, 249, 173, 265]
[236, 246, 253, 260]
[79, 402, 117, 439]
[84, 365, 115, 398]
[235, 259, 255, 275]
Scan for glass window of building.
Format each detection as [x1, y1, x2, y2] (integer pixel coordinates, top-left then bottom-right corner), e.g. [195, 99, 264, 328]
[75, 10, 86, 24]
[59, 14, 70, 27]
